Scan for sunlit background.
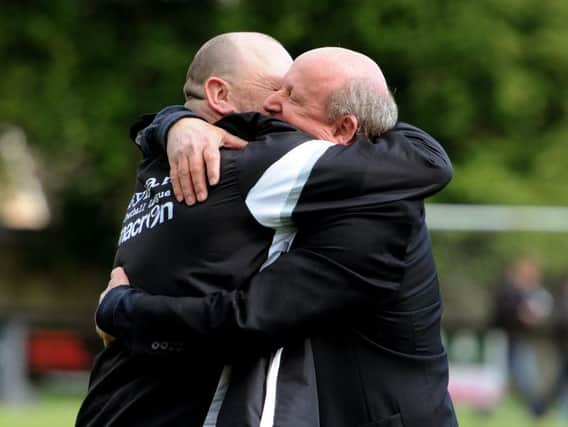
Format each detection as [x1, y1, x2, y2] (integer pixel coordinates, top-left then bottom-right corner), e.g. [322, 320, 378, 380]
[1, 0, 568, 425]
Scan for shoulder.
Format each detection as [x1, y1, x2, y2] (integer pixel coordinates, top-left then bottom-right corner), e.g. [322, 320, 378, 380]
[369, 122, 440, 150]
[236, 135, 333, 195]
[215, 112, 300, 140]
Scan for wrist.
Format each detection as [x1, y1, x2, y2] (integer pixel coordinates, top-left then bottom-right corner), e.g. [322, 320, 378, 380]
[159, 110, 205, 148]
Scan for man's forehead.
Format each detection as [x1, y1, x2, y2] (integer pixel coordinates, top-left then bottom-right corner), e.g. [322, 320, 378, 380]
[246, 69, 285, 89]
[245, 49, 291, 75]
[266, 69, 285, 82]
[286, 58, 343, 90]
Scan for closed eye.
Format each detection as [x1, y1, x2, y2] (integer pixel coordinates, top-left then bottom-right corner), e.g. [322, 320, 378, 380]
[289, 89, 302, 104]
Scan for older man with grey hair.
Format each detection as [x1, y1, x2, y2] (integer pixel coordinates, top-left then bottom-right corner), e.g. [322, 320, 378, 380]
[80, 32, 456, 427]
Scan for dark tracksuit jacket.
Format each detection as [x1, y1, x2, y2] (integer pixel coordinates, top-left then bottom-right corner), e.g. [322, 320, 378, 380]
[77, 107, 457, 427]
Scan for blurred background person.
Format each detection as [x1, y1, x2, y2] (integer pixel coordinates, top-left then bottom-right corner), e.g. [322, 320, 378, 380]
[494, 256, 553, 415]
[535, 276, 568, 419]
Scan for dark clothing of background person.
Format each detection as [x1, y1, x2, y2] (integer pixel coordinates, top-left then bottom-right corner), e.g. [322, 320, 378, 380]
[535, 282, 568, 417]
[494, 271, 552, 412]
[87, 107, 457, 426]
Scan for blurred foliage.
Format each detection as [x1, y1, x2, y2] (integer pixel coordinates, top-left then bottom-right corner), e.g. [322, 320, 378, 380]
[1, 0, 568, 319]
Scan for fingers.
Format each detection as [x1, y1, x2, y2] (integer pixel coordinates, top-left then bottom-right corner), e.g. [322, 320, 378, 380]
[96, 325, 106, 341]
[201, 130, 245, 187]
[110, 266, 125, 276]
[165, 120, 242, 205]
[110, 267, 129, 285]
[203, 146, 221, 186]
[189, 148, 208, 202]
[103, 335, 115, 347]
[95, 325, 105, 344]
[107, 267, 130, 292]
[96, 325, 115, 347]
[177, 155, 196, 205]
[170, 158, 184, 203]
[222, 132, 248, 150]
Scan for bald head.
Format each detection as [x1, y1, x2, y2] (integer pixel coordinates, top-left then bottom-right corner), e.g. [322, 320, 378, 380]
[299, 48, 397, 138]
[183, 32, 292, 103]
[295, 47, 389, 95]
[263, 47, 397, 141]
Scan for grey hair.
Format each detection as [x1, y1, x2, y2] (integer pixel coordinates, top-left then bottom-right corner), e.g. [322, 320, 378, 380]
[326, 79, 398, 138]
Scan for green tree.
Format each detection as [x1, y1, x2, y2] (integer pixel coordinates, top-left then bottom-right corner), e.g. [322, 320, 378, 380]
[2, 0, 568, 318]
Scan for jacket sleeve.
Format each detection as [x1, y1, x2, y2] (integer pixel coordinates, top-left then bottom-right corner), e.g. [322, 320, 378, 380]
[292, 122, 453, 216]
[134, 105, 203, 156]
[235, 121, 452, 230]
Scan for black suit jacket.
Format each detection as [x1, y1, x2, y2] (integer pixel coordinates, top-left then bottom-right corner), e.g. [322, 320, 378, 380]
[91, 108, 457, 427]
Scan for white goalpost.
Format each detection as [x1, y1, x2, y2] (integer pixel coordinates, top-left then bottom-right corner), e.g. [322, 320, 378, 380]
[426, 204, 568, 233]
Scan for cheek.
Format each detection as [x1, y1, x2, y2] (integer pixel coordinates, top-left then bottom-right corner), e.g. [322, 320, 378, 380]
[253, 91, 270, 108]
[297, 114, 332, 139]
[279, 109, 316, 133]
[238, 89, 273, 113]
[244, 96, 264, 112]
[277, 103, 297, 122]
[254, 88, 275, 106]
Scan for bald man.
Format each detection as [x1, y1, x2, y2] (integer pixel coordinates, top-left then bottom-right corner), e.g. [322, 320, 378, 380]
[82, 34, 456, 427]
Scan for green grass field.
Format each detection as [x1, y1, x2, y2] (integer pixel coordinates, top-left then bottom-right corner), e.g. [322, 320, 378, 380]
[0, 394, 82, 427]
[0, 394, 566, 427]
[458, 401, 566, 427]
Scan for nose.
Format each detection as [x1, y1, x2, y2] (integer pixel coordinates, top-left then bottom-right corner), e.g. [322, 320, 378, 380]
[263, 90, 283, 115]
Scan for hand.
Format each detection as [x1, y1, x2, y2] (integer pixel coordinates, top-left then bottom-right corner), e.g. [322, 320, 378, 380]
[167, 118, 247, 205]
[96, 325, 115, 347]
[95, 267, 131, 347]
[99, 267, 130, 303]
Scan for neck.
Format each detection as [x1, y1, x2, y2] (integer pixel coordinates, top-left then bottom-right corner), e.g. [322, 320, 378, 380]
[184, 99, 222, 123]
[313, 127, 339, 144]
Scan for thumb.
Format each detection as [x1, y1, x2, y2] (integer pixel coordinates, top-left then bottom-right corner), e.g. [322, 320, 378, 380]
[221, 131, 248, 150]
[111, 266, 125, 277]
[110, 267, 129, 284]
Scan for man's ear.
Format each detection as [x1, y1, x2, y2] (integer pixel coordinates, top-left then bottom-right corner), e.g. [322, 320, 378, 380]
[204, 77, 236, 116]
[333, 114, 358, 145]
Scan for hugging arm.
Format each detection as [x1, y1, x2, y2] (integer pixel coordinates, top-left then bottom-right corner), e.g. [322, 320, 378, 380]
[134, 106, 246, 204]
[288, 122, 453, 215]
[101, 110, 452, 357]
[132, 105, 200, 156]
[139, 106, 452, 205]
[97, 201, 413, 358]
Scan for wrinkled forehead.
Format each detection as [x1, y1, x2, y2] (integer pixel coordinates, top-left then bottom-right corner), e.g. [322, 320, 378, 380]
[286, 55, 346, 91]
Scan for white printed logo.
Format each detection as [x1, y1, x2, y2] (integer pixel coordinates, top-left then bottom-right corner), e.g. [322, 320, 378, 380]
[118, 175, 174, 245]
